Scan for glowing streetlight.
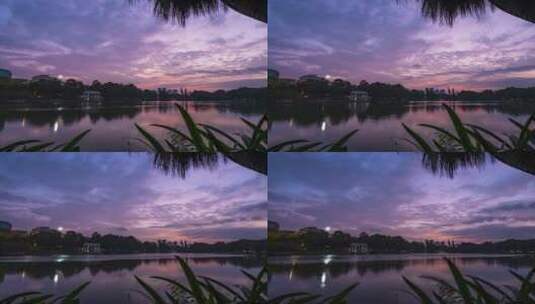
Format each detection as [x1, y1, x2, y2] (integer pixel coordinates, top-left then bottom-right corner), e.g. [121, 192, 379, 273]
[57, 226, 64, 232]
[325, 226, 332, 232]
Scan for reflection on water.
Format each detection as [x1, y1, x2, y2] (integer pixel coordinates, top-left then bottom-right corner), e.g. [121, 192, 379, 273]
[0, 253, 262, 303]
[268, 101, 535, 151]
[0, 101, 265, 151]
[269, 254, 535, 304]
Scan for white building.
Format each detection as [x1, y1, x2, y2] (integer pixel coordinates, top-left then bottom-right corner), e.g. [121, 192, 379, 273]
[348, 90, 370, 102]
[82, 243, 102, 254]
[349, 242, 369, 254]
[81, 90, 103, 103]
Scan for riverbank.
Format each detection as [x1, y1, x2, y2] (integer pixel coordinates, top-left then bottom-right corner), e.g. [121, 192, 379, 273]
[0, 252, 259, 261]
[268, 251, 531, 257]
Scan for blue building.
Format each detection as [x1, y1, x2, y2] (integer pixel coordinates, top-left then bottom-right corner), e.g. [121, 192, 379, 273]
[268, 69, 280, 81]
[0, 221, 12, 232]
[0, 69, 12, 79]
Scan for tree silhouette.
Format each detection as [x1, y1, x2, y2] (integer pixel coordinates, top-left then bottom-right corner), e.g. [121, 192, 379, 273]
[421, 152, 535, 178]
[152, 152, 266, 178]
[132, 0, 267, 25]
[409, 0, 535, 25]
[421, 152, 488, 178]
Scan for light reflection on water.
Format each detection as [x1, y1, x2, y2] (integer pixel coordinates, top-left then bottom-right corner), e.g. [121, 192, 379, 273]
[269, 254, 535, 304]
[0, 101, 264, 151]
[268, 101, 535, 151]
[0, 253, 262, 304]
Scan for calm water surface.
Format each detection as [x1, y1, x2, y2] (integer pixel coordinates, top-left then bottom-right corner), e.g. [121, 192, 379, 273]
[0, 101, 264, 151]
[269, 254, 535, 304]
[0, 253, 262, 303]
[269, 101, 534, 151]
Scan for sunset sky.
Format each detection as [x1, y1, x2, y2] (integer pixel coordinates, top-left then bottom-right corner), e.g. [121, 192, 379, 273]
[0, 0, 266, 91]
[269, 153, 535, 243]
[269, 0, 535, 91]
[0, 154, 266, 242]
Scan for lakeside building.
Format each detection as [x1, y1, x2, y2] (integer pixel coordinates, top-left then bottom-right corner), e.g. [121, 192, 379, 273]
[81, 90, 103, 103]
[348, 90, 371, 102]
[82, 243, 102, 254]
[0, 69, 12, 79]
[349, 242, 369, 254]
[242, 248, 256, 255]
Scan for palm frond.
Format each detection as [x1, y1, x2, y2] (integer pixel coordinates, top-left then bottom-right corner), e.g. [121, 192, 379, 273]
[129, 0, 267, 25]
[418, 0, 490, 26]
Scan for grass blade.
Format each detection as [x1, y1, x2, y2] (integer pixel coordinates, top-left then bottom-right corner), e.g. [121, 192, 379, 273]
[135, 124, 165, 152]
[59, 130, 91, 152]
[135, 276, 167, 304]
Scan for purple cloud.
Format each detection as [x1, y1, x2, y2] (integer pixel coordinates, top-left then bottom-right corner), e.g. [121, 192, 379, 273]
[269, 0, 535, 91]
[0, 153, 267, 242]
[0, 0, 267, 90]
[269, 153, 535, 243]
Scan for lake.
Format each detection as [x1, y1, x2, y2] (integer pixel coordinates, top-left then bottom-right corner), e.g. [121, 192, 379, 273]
[268, 254, 535, 304]
[0, 253, 262, 303]
[0, 101, 264, 151]
[268, 101, 535, 151]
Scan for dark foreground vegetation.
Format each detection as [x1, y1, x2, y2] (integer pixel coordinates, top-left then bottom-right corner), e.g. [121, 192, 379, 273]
[404, 104, 534, 153]
[0, 103, 356, 152]
[0, 256, 357, 304]
[1, 102, 533, 155]
[403, 257, 535, 304]
[1, 102, 533, 157]
[3, 256, 535, 304]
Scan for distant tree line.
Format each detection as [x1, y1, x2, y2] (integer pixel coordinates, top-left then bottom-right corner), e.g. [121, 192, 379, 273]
[268, 224, 535, 254]
[0, 228, 265, 255]
[0, 77, 266, 103]
[269, 71, 535, 103]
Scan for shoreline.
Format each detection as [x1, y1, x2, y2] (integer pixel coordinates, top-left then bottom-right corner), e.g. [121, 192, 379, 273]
[268, 252, 532, 257]
[0, 252, 264, 262]
[272, 99, 533, 105]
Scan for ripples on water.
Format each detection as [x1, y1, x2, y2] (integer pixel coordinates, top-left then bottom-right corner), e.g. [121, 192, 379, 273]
[0, 253, 262, 304]
[269, 254, 535, 304]
[0, 101, 265, 151]
[269, 101, 535, 151]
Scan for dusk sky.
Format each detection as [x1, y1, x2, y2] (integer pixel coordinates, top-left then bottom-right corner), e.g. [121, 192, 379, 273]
[269, 153, 535, 243]
[269, 0, 535, 91]
[0, 154, 266, 242]
[0, 0, 266, 91]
